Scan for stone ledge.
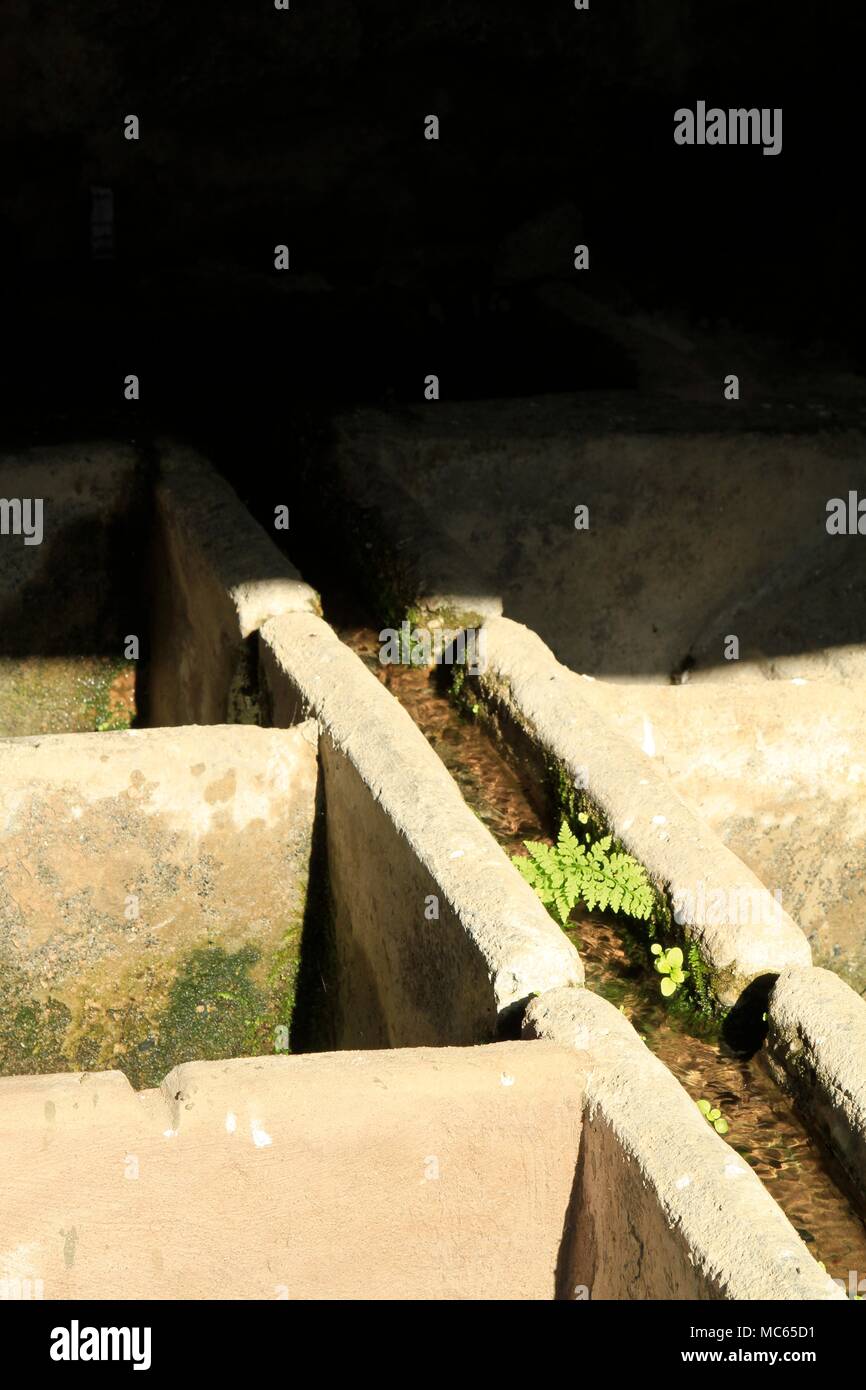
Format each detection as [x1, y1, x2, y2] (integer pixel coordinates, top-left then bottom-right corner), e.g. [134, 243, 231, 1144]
[523, 987, 842, 1301]
[767, 966, 866, 1214]
[471, 615, 811, 1010]
[260, 611, 583, 1046]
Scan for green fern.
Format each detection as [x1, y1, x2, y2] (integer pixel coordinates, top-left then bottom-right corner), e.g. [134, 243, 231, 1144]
[513, 816, 655, 926]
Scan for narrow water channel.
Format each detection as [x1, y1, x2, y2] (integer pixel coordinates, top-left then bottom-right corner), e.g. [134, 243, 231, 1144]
[335, 616, 866, 1288]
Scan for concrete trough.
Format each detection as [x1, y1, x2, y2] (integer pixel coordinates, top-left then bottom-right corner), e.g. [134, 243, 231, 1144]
[522, 988, 841, 1301]
[0, 724, 318, 1088]
[462, 615, 811, 1013]
[1, 439, 583, 1067]
[567, 676, 866, 999]
[0, 440, 582, 1075]
[260, 611, 583, 1048]
[150, 451, 584, 1051]
[0, 1031, 841, 1302]
[0, 433, 857, 1303]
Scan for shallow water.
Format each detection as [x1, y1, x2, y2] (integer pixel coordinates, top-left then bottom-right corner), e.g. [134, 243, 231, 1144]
[339, 621, 866, 1288]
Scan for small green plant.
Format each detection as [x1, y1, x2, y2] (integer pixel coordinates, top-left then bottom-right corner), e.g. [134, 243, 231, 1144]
[96, 714, 130, 732]
[513, 817, 655, 925]
[651, 943, 689, 998]
[697, 1099, 729, 1135]
[687, 942, 712, 1014]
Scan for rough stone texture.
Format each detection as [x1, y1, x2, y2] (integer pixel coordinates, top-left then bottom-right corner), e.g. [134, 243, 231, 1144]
[260, 611, 582, 1046]
[767, 967, 866, 1213]
[0, 724, 318, 1087]
[148, 442, 319, 726]
[570, 677, 866, 996]
[326, 401, 866, 683]
[523, 988, 843, 1301]
[0, 1041, 586, 1301]
[473, 616, 811, 1009]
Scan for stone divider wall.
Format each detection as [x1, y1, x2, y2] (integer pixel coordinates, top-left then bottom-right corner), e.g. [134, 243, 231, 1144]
[461, 615, 866, 1215]
[259, 611, 583, 1046]
[0, 724, 317, 1087]
[10, 439, 846, 1300]
[766, 967, 866, 1216]
[465, 615, 811, 1013]
[0, 1029, 842, 1301]
[523, 988, 842, 1301]
[148, 442, 319, 726]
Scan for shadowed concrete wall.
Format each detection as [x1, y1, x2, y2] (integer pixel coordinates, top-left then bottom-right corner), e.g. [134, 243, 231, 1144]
[0, 1043, 585, 1301]
[260, 611, 582, 1047]
[0, 441, 142, 652]
[148, 443, 318, 726]
[0, 724, 317, 1087]
[324, 405, 866, 683]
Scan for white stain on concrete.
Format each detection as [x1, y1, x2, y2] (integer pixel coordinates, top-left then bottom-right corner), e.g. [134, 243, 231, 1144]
[0, 1242, 41, 1279]
[251, 1122, 272, 1148]
[225, 1111, 237, 1135]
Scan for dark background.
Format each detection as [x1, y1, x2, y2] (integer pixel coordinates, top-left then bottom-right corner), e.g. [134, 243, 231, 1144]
[1, 0, 863, 446]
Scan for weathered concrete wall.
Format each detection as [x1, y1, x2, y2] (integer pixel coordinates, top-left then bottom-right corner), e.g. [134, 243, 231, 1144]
[0, 1031, 844, 1302]
[0, 442, 144, 736]
[326, 403, 866, 683]
[148, 443, 318, 726]
[0, 441, 142, 649]
[767, 967, 866, 1215]
[260, 611, 582, 1047]
[523, 988, 843, 1301]
[468, 616, 810, 1011]
[0, 724, 318, 1088]
[568, 676, 866, 997]
[0, 1042, 585, 1301]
